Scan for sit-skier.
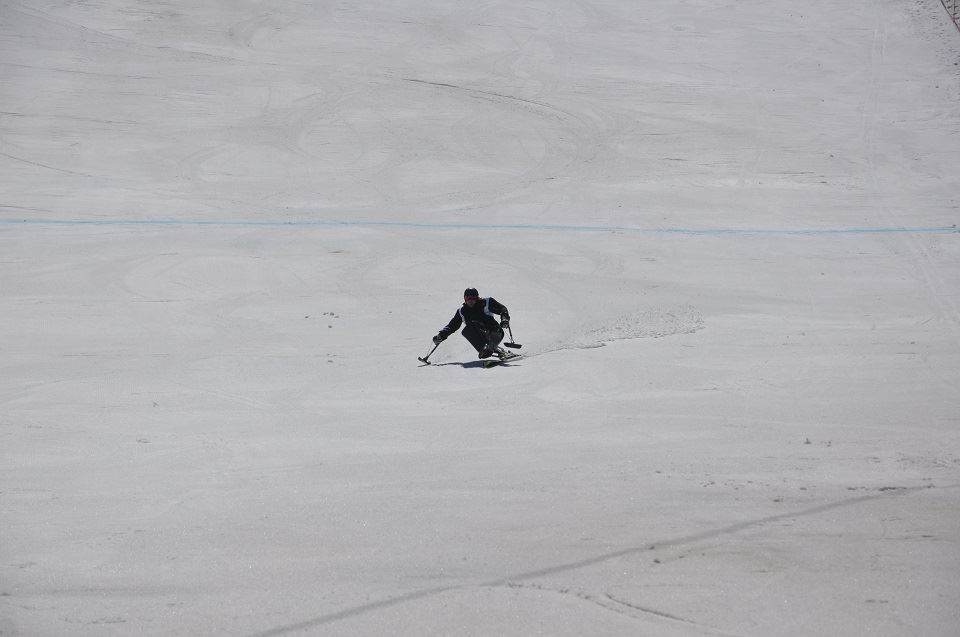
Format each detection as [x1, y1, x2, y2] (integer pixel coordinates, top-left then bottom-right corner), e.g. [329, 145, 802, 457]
[433, 288, 513, 360]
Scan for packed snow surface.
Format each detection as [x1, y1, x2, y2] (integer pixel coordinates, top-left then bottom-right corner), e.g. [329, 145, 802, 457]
[2, 0, 959, 635]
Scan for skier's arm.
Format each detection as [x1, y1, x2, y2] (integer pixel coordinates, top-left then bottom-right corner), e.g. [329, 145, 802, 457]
[436, 311, 463, 340]
[487, 298, 510, 325]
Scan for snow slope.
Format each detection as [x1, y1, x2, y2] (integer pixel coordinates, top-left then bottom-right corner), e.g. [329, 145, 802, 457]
[2, 1, 959, 635]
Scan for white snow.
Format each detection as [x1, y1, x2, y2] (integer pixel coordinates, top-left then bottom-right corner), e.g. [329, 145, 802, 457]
[2, 1, 960, 635]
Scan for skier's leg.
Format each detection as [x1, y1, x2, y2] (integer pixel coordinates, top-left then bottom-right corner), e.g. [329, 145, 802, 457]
[488, 327, 504, 350]
[461, 324, 491, 356]
[479, 326, 505, 359]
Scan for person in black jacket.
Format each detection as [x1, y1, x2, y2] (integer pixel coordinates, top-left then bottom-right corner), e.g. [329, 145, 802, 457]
[433, 288, 511, 359]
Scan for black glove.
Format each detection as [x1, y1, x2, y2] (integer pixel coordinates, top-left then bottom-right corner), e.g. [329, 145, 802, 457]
[433, 333, 446, 345]
[500, 318, 510, 329]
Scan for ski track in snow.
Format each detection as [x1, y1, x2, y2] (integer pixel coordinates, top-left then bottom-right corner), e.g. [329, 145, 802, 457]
[526, 304, 705, 358]
[244, 485, 943, 637]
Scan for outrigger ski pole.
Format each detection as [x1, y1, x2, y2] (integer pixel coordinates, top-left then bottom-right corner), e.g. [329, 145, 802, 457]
[504, 326, 522, 349]
[418, 341, 441, 364]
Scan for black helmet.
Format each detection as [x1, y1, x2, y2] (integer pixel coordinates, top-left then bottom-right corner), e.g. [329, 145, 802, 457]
[463, 287, 480, 299]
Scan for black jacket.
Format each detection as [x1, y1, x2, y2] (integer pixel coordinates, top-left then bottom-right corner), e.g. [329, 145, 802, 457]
[438, 297, 509, 339]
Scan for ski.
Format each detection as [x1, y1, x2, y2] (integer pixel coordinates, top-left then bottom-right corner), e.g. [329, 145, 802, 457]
[482, 350, 522, 368]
